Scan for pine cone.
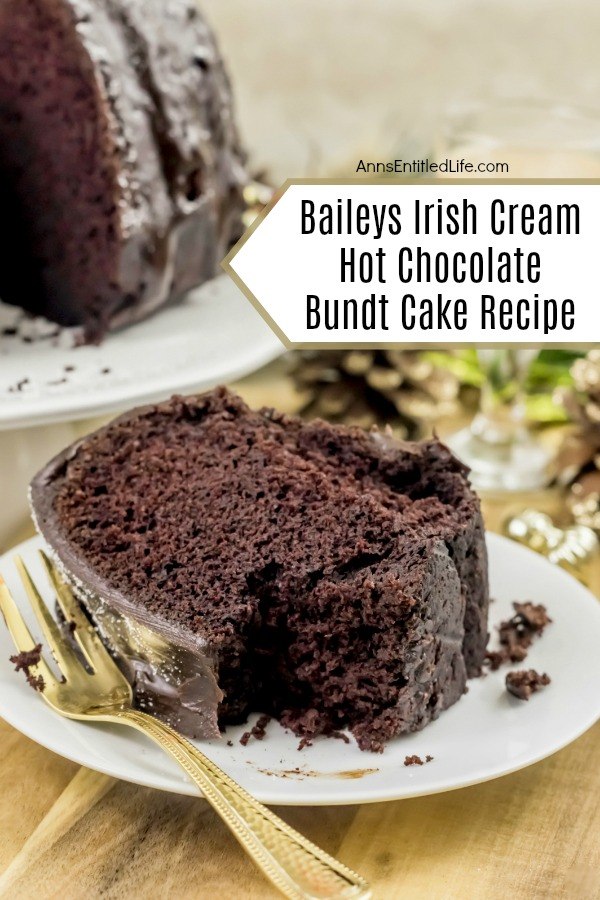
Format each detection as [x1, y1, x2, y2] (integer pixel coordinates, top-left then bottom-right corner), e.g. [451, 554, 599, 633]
[289, 350, 465, 437]
[556, 350, 600, 528]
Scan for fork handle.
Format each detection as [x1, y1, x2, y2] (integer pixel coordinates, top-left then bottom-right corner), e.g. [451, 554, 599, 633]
[112, 709, 370, 900]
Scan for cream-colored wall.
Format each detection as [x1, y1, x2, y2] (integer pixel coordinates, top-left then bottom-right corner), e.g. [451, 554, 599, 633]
[201, 0, 600, 179]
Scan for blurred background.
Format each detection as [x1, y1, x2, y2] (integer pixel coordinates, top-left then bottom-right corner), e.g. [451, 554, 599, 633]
[203, 0, 600, 180]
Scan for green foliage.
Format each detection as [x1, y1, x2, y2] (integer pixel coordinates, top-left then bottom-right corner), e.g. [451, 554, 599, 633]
[421, 349, 581, 424]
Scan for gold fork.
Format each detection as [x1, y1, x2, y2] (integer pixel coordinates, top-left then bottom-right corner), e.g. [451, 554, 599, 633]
[0, 552, 371, 900]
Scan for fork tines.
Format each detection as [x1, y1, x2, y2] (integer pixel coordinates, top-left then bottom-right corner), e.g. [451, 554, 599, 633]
[0, 551, 121, 689]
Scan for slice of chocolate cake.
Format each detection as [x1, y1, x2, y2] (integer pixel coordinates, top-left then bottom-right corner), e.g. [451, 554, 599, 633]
[0, 0, 246, 342]
[30, 388, 489, 751]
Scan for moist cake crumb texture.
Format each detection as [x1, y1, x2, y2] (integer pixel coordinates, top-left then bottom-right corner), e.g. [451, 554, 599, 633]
[30, 387, 489, 752]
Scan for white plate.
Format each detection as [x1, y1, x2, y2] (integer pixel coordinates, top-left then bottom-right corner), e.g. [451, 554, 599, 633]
[0, 534, 599, 806]
[0, 276, 282, 430]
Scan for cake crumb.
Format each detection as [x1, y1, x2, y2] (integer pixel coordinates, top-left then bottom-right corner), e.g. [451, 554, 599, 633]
[7, 377, 29, 394]
[485, 601, 551, 669]
[298, 736, 313, 751]
[240, 714, 271, 746]
[10, 644, 45, 692]
[404, 754, 433, 766]
[29, 674, 45, 691]
[484, 650, 505, 671]
[506, 669, 551, 700]
[226, 740, 233, 747]
[10, 644, 42, 670]
[404, 754, 424, 767]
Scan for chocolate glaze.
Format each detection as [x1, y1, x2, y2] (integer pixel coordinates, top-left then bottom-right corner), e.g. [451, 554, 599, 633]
[67, 575, 223, 738]
[31, 478, 224, 739]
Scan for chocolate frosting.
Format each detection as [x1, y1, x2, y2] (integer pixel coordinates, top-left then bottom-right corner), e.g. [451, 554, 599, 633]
[30, 414, 225, 739]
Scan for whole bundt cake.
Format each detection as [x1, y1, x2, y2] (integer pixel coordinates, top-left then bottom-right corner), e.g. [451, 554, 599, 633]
[0, 0, 246, 341]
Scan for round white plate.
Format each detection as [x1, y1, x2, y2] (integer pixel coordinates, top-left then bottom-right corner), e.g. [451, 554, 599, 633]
[0, 534, 599, 806]
[0, 276, 282, 430]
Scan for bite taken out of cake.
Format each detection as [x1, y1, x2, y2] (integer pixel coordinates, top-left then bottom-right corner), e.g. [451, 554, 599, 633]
[0, 0, 246, 342]
[29, 388, 489, 752]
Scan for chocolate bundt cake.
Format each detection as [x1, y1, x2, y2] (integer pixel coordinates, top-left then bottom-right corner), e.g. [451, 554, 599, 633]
[0, 0, 246, 341]
[30, 388, 489, 752]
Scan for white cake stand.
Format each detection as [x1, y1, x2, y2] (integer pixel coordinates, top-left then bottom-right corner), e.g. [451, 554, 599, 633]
[0, 276, 283, 545]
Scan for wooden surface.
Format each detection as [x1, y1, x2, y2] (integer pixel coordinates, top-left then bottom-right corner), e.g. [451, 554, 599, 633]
[0, 717, 598, 898]
[1, 368, 599, 899]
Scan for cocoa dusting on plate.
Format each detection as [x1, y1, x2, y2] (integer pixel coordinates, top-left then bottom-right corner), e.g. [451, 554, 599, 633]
[10, 644, 45, 692]
[257, 766, 379, 780]
[485, 602, 552, 670]
[240, 714, 271, 746]
[334, 768, 379, 780]
[505, 669, 551, 701]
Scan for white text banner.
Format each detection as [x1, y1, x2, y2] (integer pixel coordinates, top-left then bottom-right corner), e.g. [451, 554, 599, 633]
[224, 182, 600, 346]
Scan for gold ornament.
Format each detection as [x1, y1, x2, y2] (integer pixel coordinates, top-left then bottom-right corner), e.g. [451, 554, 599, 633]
[241, 181, 274, 229]
[505, 508, 599, 585]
